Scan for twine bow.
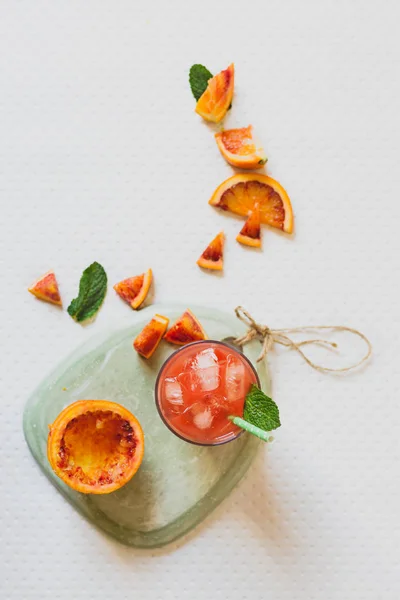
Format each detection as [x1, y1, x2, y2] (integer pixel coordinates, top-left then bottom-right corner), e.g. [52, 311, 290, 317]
[234, 306, 372, 372]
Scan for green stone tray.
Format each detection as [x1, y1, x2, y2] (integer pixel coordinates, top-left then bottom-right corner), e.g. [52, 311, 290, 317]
[23, 305, 271, 548]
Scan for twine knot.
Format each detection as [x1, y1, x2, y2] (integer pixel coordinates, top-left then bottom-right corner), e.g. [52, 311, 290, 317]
[234, 306, 372, 373]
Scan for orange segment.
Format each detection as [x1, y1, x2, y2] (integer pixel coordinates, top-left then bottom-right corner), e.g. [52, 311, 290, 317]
[197, 231, 225, 271]
[47, 400, 144, 495]
[209, 173, 293, 233]
[28, 270, 62, 306]
[195, 63, 234, 123]
[164, 309, 207, 346]
[215, 125, 267, 169]
[133, 314, 169, 359]
[236, 205, 261, 248]
[114, 268, 152, 310]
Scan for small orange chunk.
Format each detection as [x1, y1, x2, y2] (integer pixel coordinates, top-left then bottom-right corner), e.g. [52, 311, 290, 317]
[133, 314, 169, 358]
[236, 204, 262, 248]
[209, 173, 293, 233]
[195, 63, 234, 123]
[197, 232, 225, 271]
[28, 270, 62, 306]
[114, 268, 152, 310]
[164, 309, 207, 346]
[215, 125, 267, 169]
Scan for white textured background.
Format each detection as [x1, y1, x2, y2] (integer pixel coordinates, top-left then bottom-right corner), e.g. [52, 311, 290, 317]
[1, 1, 399, 598]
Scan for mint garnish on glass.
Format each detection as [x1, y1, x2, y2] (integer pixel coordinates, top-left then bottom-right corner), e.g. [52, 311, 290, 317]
[229, 385, 281, 442]
[67, 261, 107, 323]
[189, 64, 213, 101]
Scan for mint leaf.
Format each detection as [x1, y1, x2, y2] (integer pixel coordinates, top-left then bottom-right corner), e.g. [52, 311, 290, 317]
[243, 385, 281, 432]
[189, 64, 213, 101]
[67, 262, 107, 323]
[67, 297, 79, 316]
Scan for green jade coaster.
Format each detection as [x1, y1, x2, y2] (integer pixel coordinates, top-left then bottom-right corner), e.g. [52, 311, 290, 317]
[23, 305, 271, 548]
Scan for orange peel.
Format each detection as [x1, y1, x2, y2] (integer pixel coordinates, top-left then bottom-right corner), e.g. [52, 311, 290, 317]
[47, 400, 144, 494]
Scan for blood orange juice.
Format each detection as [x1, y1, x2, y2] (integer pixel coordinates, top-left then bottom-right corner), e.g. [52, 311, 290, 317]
[155, 340, 259, 445]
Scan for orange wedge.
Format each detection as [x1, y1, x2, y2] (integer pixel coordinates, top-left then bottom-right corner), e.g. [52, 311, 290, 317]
[195, 63, 234, 123]
[28, 270, 62, 306]
[209, 173, 293, 233]
[197, 231, 225, 271]
[134, 314, 169, 359]
[114, 269, 152, 310]
[236, 205, 261, 248]
[215, 125, 267, 169]
[164, 309, 207, 346]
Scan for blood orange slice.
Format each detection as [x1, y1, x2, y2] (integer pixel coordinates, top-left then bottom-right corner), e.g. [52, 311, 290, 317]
[133, 314, 169, 359]
[215, 125, 267, 169]
[114, 268, 152, 310]
[28, 270, 62, 306]
[164, 309, 207, 346]
[236, 205, 261, 248]
[197, 232, 225, 271]
[47, 400, 144, 494]
[209, 173, 293, 233]
[195, 63, 234, 123]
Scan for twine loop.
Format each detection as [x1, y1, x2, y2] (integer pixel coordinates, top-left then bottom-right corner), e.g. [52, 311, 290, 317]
[234, 306, 372, 372]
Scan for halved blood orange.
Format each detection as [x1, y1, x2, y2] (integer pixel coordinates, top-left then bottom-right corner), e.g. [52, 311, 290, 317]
[236, 204, 261, 248]
[114, 268, 152, 310]
[209, 173, 293, 233]
[47, 400, 144, 495]
[215, 125, 267, 169]
[164, 309, 207, 346]
[195, 63, 234, 123]
[197, 231, 225, 271]
[133, 314, 169, 358]
[28, 270, 62, 306]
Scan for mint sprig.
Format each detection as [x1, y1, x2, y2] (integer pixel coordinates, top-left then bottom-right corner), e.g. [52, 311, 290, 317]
[230, 384, 281, 442]
[67, 262, 107, 323]
[189, 64, 213, 101]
